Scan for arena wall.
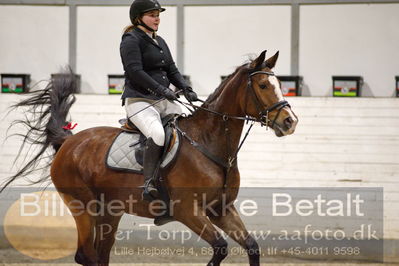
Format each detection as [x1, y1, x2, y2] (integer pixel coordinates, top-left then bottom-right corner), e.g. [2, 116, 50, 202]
[1, 3, 399, 96]
[0, 5, 69, 89]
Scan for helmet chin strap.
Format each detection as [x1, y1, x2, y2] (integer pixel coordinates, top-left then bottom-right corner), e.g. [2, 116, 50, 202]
[138, 20, 157, 38]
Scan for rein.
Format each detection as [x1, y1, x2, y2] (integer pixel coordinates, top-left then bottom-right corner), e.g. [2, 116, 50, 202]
[176, 99, 257, 123]
[178, 71, 290, 127]
[175, 70, 291, 188]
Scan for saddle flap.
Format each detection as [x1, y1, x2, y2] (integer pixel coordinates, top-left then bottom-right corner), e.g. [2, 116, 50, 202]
[106, 126, 180, 173]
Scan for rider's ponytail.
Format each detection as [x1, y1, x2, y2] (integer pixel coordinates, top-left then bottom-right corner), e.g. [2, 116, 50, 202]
[123, 24, 135, 34]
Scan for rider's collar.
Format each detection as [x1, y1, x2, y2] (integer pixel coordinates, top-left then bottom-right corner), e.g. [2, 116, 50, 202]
[136, 26, 158, 42]
[137, 24, 157, 38]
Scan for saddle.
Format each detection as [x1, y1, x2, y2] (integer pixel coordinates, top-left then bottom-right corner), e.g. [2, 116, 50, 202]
[106, 115, 181, 226]
[120, 114, 177, 165]
[107, 114, 180, 173]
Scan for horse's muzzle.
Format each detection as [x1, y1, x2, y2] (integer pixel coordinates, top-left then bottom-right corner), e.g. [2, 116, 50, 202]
[272, 107, 298, 137]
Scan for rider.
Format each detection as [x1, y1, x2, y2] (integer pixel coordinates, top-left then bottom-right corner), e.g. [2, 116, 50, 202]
[120, 0, 198, 200]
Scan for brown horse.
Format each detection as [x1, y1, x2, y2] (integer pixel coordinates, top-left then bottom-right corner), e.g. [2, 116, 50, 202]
[3, 50, 297, 266]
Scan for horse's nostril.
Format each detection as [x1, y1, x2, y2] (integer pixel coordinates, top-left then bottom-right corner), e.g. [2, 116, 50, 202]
[284, 117, 293, 128]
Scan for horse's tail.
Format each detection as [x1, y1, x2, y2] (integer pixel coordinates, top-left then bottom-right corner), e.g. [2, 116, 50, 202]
[1, 71, 78, 192]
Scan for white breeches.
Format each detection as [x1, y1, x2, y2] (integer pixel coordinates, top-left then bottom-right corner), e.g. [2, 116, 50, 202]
[125, 98, 182, 146]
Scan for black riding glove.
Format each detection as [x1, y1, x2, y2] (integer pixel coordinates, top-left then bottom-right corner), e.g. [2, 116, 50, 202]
[183, 87, 198, 102]
[162, 88, 178, 101]
[154, 85, 178, 101]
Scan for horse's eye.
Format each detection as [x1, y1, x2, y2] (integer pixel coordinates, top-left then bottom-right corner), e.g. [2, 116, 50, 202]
[259, 84, 267, 90]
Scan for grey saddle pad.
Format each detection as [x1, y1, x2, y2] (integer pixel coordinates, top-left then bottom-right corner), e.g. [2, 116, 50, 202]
[106, 131, 180, 173]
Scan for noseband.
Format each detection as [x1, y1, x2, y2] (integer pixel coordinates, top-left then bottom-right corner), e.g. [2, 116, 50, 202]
[248, 71, 290, 129]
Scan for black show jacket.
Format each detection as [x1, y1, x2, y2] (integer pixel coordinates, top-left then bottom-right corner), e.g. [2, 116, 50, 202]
[120, 27, 189, 104]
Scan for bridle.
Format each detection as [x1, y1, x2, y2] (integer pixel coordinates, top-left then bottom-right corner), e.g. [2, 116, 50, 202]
[173, 70, 293, 184]
[247, 71, 290, 129]
[178, 70, 290, 130]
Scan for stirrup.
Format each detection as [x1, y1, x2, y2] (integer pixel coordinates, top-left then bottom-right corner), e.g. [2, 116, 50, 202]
[142, 188, 159, 201]
[142, 180, 159, 201]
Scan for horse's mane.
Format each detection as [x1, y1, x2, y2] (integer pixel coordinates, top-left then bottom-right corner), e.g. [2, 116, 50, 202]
[202, 63, 249, 108]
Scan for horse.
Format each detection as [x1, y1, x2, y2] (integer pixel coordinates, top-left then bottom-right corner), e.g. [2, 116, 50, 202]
[2, 50, 298, 266]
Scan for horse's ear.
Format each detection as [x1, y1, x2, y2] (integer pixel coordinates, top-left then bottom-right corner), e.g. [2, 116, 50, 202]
[265, 51, 279, 69]
[250, 50, 267, 70]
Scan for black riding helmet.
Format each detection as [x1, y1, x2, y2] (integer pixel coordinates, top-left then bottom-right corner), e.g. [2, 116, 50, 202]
[129, 0, 165, 25]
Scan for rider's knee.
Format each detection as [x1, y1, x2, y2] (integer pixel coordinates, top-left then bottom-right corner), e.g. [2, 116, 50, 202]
[149, 126, 165, 146]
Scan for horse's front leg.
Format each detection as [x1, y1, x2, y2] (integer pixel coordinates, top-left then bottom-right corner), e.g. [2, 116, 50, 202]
[176, 208, 228, 266]
[210, 206, 260, 266]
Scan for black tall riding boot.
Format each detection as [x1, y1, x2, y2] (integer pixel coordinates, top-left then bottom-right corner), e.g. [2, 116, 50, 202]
[142, 137, 163, 201]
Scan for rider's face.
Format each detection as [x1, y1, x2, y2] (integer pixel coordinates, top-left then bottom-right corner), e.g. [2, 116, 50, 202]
[141, 10, 160, 31]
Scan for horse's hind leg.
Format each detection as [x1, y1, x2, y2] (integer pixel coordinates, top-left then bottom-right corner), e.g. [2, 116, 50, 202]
[59, 191, 98, 266]
[177, 210, 228, 266]
[94, 212, 122, 266]
[210, 206, 260, 266]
